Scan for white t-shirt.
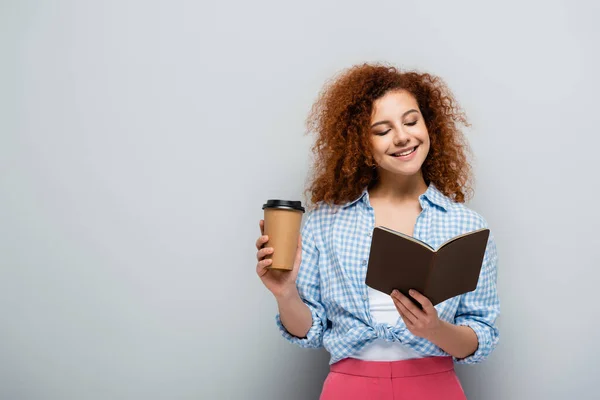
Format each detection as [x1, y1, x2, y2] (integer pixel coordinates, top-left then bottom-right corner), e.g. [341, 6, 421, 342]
[351, 287, 424, 361]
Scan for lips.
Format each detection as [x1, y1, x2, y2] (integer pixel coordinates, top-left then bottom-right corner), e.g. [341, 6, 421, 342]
[391, 146, 418, 157]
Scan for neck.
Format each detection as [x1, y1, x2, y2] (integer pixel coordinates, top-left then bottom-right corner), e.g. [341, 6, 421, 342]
[368, 169, 428, 204]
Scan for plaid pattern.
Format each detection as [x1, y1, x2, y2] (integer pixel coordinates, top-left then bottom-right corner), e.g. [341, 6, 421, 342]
[275, 183, 500, 365]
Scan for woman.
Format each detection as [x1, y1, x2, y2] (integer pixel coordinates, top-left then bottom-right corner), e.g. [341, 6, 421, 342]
[255, 63, 500, 399]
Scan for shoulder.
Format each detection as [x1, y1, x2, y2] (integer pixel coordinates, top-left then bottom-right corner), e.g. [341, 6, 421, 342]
[443, 201, 490, 233]
[426, 184, 488, 231]
[302, 200, 361, 243]
[301, 202, 339, 235]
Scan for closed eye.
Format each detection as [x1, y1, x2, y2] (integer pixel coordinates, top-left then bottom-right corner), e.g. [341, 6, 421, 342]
[374, 121, 418, 136]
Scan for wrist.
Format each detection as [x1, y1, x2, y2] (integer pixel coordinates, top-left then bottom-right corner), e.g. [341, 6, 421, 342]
[274, 284, 299, 303]
[424, 319, 449, 342]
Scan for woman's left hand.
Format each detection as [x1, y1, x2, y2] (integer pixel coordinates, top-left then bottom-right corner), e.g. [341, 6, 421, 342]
[391, 289, 441, 340]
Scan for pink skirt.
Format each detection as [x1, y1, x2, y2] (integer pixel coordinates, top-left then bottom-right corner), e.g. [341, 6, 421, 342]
[320, 356, 466, 400]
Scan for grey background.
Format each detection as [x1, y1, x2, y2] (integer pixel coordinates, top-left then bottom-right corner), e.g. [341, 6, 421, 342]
[2, 0, 599, 399]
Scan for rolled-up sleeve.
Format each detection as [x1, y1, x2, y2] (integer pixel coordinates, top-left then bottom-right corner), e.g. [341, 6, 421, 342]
[453, 229, 500, 364]
[275, 210, 327, 348]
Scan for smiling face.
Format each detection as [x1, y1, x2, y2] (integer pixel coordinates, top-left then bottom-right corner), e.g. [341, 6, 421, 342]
[369, 89, 430, 178]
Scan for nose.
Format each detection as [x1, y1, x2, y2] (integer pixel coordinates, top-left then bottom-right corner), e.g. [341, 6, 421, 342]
[392, 125, 410, 146]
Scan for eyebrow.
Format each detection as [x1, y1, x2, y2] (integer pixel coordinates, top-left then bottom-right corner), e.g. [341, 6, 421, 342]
[370, 109, 419, 128]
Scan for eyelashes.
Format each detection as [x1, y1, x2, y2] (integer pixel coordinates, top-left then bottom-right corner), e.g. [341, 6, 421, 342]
[374, 121, 418, 136]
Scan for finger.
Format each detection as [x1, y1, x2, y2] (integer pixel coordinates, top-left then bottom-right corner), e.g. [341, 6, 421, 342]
[293, 235, 302, 265]
[255, 235, 269, 251]
[397, 308, 409, 325]
[259, 219, 264, 235]
[392, 290, 424, 319]
[256, 247, 274, 261]
[399, 312, 414, 329]
[393, 297, 416, 325]
[256, 258, 273, 276]
[408, 289, 435, 314]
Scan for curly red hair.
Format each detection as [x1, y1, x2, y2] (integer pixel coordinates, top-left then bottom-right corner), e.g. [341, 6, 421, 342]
[302, 62, 474, 210]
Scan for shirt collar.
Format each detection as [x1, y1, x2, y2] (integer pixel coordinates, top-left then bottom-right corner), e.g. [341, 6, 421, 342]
[342, 187, 370, 209]
[420, 183, 452, 211]
[341, 182, 452, 211]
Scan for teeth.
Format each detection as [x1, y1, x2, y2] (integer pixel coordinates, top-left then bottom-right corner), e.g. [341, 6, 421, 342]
[394, 147, 415, 157]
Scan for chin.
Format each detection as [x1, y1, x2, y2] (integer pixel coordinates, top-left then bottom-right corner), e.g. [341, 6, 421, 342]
[395, 169, 422, 177]
[383, 162, 424, 176]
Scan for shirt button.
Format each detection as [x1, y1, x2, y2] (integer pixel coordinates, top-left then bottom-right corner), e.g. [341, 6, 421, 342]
[362, 259, 367, 265]
[362, 295, 368, 301]
[367, 233, 372, 237]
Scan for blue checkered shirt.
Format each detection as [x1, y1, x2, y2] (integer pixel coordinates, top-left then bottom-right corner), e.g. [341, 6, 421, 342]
[275, 183, 500, 365]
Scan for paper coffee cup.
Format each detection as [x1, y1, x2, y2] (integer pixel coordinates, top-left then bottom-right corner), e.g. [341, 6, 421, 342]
[262, 200, 305, 270]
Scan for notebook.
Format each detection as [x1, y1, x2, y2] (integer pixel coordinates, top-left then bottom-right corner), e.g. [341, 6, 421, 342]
[365, 226, 490, 307]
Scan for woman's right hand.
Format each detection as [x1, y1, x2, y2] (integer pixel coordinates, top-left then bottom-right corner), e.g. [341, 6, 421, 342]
[255, 219, 302, 299]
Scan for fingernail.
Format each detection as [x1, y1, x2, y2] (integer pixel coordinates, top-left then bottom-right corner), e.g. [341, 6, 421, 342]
[392, 290, 398, 296]
[409, 289, 415, 295]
